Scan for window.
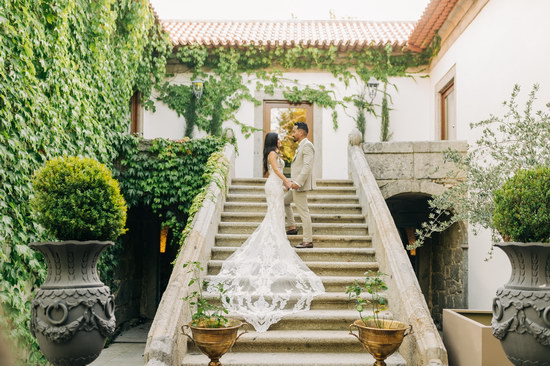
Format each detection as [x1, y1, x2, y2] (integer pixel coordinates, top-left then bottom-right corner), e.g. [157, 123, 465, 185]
[130, 92, 141, 134]
[439, 80, 456, 140]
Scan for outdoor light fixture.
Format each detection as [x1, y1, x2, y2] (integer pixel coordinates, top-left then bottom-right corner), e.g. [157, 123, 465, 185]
[191, 79, 204, 99]
[367, 76, 379, 101]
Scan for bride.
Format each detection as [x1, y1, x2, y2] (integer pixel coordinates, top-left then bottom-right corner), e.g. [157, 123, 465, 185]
[208, 132, 325, 332]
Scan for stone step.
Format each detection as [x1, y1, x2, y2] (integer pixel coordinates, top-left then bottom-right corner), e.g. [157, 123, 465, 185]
[231, 179, 354, 188]
[215, 234, 372, 248]
[187, 330, 366, 353]
[226, 194, 359, 204]
[208, 261, 378, 277]
[205, 275, 365, 293]
[202, 292, 381, 311]
[225, 310, 393, 331]
[218, 222, 368, 236]
[220, 212, 366, 224]
[223, 202, 363, 214]
[229, 185, 357, 196]
[182, 352, 407, 366]
[211, 247, 376, 263]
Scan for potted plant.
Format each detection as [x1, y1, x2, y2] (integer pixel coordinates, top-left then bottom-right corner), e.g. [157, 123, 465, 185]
[490, 167, 550, 365]
[181, 261, 248, 366]
[347, 271, 412, 366]
[29, 156, 127, 366]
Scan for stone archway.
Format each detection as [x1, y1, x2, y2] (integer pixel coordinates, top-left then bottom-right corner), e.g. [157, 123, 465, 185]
[385, 192, 468, 329]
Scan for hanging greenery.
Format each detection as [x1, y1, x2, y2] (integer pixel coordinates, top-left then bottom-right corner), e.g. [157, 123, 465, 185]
[115, 136, 227, 247]
[159, 41, 439, 139]
[0, 0, 171, 363]
[380, 82, 392, 141]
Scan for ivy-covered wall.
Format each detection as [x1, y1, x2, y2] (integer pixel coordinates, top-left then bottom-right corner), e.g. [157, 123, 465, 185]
[0, 0, 171, 363]
[144, 43, 438, 178]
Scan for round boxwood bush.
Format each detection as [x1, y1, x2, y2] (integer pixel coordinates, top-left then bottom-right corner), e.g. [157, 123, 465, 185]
[493, 167, 550, 243]
[31, 156, 128, 241]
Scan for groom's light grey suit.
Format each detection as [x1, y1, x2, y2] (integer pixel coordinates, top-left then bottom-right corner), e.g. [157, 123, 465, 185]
[284, 138, 315, 242]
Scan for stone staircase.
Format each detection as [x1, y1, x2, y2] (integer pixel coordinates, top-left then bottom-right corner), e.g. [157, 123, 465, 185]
[181, 178, 407, 366]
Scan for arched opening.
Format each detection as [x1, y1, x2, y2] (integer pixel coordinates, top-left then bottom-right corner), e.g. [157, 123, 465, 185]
[385, 192, 467, 328]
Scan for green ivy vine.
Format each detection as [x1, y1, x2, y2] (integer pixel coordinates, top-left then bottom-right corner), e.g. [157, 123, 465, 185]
[115, 136, 227, 248]
[159, 41, 438, 138]
[0, 0, 170, 363]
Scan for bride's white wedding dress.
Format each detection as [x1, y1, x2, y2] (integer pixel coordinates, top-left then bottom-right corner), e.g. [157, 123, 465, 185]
[208, 155, 325, 332]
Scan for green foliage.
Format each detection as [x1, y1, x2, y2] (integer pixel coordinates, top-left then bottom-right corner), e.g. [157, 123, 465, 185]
[493, 167, 550, 243]
[346, 271, 389, 329]
[180, 149, 231, 246]
[115, 136, 226, 247]
[0, 0, 170, 363]
[380, 83, 392, 142]
[160, 43, 436, 137]
[412, 85, 550, 250]
[31, 157, 128, 241]
[182, 261, 229, 328]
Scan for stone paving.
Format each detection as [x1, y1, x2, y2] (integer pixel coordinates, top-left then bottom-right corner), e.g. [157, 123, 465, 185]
[90, 321, 151, 366]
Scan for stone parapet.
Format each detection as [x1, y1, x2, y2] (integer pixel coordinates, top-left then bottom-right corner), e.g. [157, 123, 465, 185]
[348, 144, 448, 366]
[362, 141, 467, 198]
[143, 144, 236, 366]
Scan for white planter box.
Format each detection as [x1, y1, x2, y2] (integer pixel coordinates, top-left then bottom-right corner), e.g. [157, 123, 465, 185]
[443, 309, 512, 366]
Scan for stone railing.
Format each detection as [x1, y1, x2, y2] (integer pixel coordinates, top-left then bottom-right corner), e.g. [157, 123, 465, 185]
[348, 130, 448, 366]
[143, 143, 236, 366]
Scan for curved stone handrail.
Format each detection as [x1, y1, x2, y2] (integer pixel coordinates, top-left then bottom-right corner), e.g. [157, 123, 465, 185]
[348, 142, 448, 366]
[143, 143, 236, 366]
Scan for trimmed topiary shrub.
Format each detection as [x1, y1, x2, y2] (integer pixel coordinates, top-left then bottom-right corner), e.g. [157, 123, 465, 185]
[493, 167, 550, 243]
[31, 157, 127, 241]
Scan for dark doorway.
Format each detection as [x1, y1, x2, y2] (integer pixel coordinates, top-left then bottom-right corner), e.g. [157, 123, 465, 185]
[385, 193, 467, 329]
[114, 206, 177, 325]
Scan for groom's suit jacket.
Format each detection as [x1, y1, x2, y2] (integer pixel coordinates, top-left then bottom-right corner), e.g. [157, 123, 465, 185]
[291, 138, 315, 191]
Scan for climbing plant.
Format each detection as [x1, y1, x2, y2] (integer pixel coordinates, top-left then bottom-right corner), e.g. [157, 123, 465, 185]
[115, 136, 227, 247]
[0, 0, 171, 363]
[159, 41, 439, 139]
[380, 82, 392, 141]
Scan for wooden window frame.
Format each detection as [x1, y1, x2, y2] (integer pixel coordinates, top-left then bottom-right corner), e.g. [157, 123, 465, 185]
[130, 92, 141, 134]
[439, 81, 454, 140]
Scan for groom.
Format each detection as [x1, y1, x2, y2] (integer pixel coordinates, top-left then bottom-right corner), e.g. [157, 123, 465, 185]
[285, 122, 315, 249]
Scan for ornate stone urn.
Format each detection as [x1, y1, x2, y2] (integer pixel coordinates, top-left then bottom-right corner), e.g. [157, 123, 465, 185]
[492, 242, 550, 365]
[30, 241, 116, 366]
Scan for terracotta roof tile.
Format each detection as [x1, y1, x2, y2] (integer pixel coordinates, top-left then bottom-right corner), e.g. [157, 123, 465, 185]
[161, 20, 416, 50]
[407, 0, 460, 51]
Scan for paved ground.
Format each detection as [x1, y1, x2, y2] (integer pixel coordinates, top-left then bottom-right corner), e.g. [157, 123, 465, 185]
[90, 321, 151, 366]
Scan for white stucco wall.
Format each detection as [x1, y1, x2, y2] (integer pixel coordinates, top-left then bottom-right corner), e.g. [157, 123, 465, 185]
[429, 0, 550, 309]
[143, 71, 432, 179]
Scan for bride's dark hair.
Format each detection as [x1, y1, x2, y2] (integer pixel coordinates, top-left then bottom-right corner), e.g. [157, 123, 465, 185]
[263, 132, 279, 176]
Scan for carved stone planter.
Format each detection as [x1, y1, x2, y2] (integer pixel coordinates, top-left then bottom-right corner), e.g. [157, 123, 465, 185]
[492, 242, 550, 365]
[30, 241, 116, 366]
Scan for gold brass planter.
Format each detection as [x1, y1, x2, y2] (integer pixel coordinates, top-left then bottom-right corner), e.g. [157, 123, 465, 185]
[349, 319, 412, 366]
[182, 319, 248, 366]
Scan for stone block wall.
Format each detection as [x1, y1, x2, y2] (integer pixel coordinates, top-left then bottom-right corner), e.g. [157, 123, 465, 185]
[363, 140, 468, 328]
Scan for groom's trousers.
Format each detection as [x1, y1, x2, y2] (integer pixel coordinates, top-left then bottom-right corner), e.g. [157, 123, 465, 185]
[284, 190, 313, 242]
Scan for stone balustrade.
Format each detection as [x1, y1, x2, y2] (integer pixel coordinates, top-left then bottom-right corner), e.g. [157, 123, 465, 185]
[143, 143, 236, 366]
[348, 130, 448, 366]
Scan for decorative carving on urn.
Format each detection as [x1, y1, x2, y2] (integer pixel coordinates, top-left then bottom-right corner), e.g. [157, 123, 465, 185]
[492, 242, 550, 366]
[29, 241, 116, 366]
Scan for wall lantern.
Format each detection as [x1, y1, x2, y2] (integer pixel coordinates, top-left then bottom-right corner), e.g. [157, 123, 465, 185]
[191, 79, 204, 100]
[367, 76, 379, 102]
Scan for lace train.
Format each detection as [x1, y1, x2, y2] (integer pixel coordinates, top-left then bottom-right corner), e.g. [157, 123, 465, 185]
[208, 157, 325, 332]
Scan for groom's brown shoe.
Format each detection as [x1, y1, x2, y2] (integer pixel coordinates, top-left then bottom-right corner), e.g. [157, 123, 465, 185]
[286, 228, 298, 235]
[294, 242, 313, 248]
